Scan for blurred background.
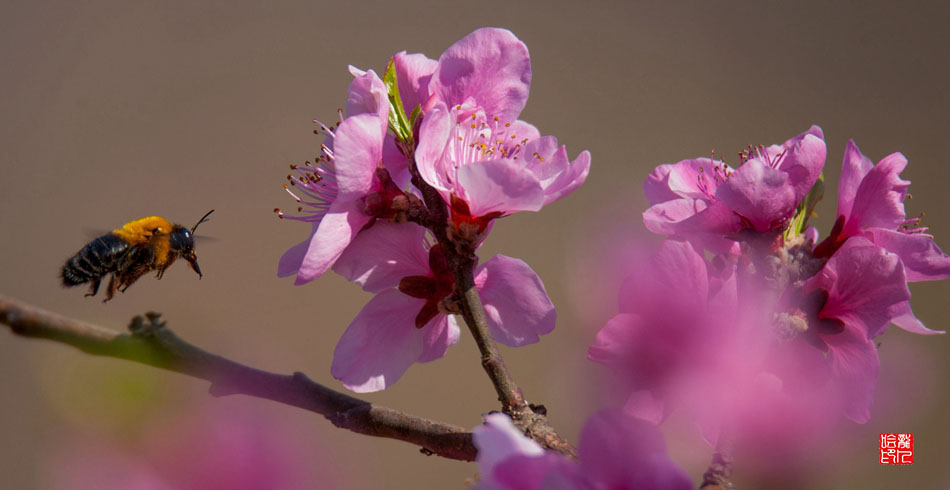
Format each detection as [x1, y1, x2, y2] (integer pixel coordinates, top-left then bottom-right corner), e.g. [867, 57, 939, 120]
[2, 1, 948, 488]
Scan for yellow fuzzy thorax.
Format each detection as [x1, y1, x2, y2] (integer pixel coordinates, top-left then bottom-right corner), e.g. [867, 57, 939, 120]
[112, 216, 173, 245]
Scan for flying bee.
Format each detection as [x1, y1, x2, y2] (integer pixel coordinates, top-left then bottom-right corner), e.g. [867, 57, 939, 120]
[61, 210, 214, 302]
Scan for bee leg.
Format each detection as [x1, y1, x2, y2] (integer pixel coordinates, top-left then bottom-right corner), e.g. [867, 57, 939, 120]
[102, 274, 118, 303]
[84, 277, 101, 297]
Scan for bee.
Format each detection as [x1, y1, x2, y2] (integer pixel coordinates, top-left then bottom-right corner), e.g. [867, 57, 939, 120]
[61, 210, 214, 302]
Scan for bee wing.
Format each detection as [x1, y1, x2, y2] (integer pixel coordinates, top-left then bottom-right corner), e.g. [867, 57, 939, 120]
[194, 234, 220, 243]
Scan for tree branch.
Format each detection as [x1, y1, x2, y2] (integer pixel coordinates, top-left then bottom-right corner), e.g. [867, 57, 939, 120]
[700, 431, 735, 490]
[0, 294, 476, 461]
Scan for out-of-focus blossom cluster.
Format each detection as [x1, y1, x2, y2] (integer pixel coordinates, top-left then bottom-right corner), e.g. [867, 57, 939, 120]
[591, 127, 950, 459]
[275, 28, 589, 392]
[472, 411, 692, 490]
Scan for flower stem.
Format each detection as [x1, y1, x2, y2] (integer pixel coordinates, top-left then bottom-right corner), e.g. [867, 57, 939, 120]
[406, 156, 576, 457]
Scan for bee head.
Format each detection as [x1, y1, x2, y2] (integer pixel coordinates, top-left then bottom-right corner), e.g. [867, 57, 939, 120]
[169, 225, 201, 277]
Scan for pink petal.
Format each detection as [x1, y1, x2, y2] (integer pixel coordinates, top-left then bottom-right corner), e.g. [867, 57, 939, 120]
[277, 230, 312, 277]
[821, 325, 880, 423]
[642, 198, 707, 235]
[542, 150, 591, 206]
[345, 67, 388, 140]
[330, 290, 427, 392]
[807, 237, 910, 339]
[332, 222, 430, 292]
[456, 159, 544, 216]
[865, 227, 950, 282]
[474, 255, 555, 346]
[843, 150, 909, 235]
[416, 101, 453, 194]
[643, 164, 679, 204]
[578, 410, 692, 490]
[837, 139, 874, 221]
[382, 135, 411, 189]
[715, 158, 796, 232]
[430, 28, 531, 122]
[587, 313, 639, 367]
[619, 238, 708, 314]
[507, 119, 541, 143]
[666, 158, 725, 200]
[333, 113, 384, 197]
[419, 314, 461, 363]
[393, 51, 437, 114]
[623, 390, 667, 425]
[518, 135, 590, 206]
[492, 453, 582, 490]
[295, 201, 372, 284]
[472, 413, 544, 481]
[775, 126, 826, 202]
[888, 301, 944, 335]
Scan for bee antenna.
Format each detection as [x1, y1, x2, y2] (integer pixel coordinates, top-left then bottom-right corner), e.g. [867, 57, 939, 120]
[191, 209, 215, 232]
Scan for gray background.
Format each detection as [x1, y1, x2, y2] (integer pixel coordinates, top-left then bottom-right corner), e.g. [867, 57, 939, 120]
[2, 1, 948, 488]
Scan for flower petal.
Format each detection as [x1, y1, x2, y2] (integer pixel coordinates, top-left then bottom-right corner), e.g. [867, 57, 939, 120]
[579, 410, 692, 490]
[472, 413, 544, 481]
[419, 314, 461, 363]
[775, 126, 826, 202]
[277, 230, 313, 277]
[345, 67, 388, 140]
[416, 101, 453, 194]
[456, 159, 544, 216]
[715, 158, 796, 232]
[666, 158, 725, 200]
[888, 301, 944, 335]
[844, 150, 909, 235]
[643, 164, 679, 204]
[332, 222, 430, 292]
[475, 255, 555, 346]
[393, 51, 437, 114]
[807, 237, 910, 339]
[332, 113, 385, 197]
[430, 27, 531, 122]
[821, 324, 880, 423]
[865, 227, 950, 282]
[330, 290, 427, 392]
[837, 139, 875, 221]
[295, 201, 372, 284]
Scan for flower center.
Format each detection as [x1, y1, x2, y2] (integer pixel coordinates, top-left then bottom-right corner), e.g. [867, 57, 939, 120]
[446, 107, 529, 172]
[397, 244, 457, 328]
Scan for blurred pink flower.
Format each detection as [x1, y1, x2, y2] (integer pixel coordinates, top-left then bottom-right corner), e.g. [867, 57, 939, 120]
[330, 222, 555, 392]
[472, 411, 692, 490]
[49, 403, 331, 490]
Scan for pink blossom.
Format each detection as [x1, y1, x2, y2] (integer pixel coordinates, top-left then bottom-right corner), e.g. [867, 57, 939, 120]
[472, 411, 692, 490]
[329, 223, 555, 392]
[643, 126, 825, 237]
[812, 140, 950, 334]
[415, 28, 590, 231]
[588, 239, 734, 423]
[277, 69, 408, 285]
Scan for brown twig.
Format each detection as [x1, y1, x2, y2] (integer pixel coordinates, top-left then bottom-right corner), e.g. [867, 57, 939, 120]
[699, 431, 735, 490]
[0, 294, 476, 461]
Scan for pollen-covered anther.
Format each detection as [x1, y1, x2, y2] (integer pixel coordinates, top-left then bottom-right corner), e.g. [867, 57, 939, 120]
[773, 311, 809, 341]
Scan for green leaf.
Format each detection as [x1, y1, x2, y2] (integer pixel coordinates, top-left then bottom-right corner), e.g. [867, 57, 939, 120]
[383, 58, 413, 145]
[785, 173, 825, 241]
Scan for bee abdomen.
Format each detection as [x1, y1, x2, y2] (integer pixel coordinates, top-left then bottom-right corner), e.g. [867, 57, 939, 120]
[61, 234, 130, 286]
